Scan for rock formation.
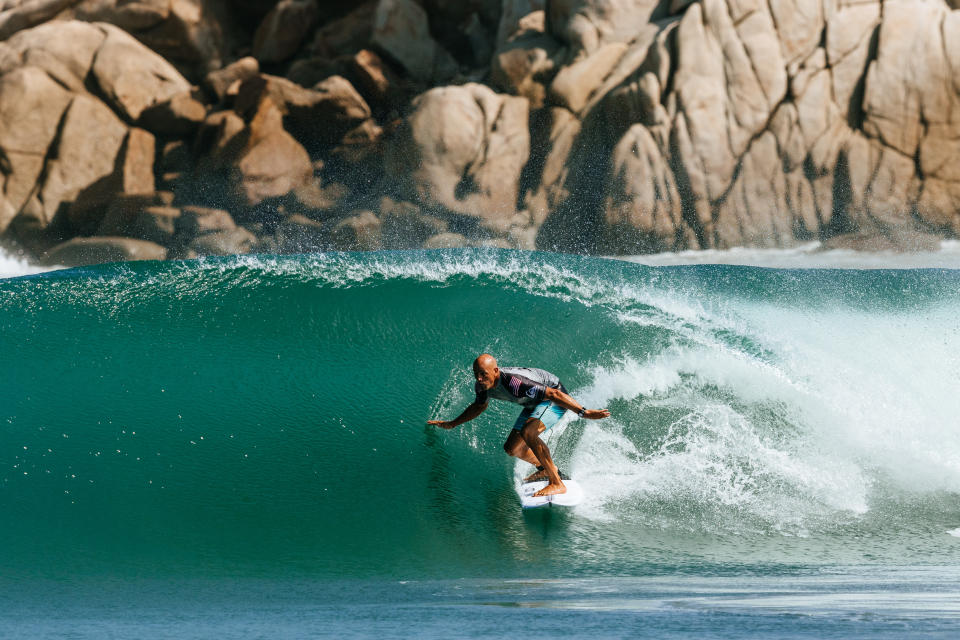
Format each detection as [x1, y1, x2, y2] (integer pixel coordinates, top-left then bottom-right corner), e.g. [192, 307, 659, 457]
[1, 0, 959, 266]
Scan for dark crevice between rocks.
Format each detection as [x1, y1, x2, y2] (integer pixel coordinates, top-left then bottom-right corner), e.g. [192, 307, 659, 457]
[787, 163, 817, 244]
[710, 158, 744, 248]
[534, 113, 613, 254]
[7, 97, 75, 256]
[83, 38, 134, 126]
[453, 163, 479, 201]
[732, 8, 758, 29]
[479, 96, 506, 166]
[823, 149, 854, 238]
[668, 123, 706, 250]
[39, 68, 74, 94]
[516, 108, 552, 212]
[799, 154, 827, 233]
[659, 24, 679, 108]
[847, 23, 880, 131]
[649, 0, 679, 22]
[915, 118, 928, 183]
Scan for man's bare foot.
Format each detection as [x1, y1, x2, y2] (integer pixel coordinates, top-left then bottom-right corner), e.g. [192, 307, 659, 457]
[523, 467, 549, 483]
[533, 481, 566, 497]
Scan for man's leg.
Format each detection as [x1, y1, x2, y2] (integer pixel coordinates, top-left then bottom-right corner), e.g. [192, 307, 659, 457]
[519, 418, 566, 496]
[504, 431, 555, 482]
[503, 431, 539, 466]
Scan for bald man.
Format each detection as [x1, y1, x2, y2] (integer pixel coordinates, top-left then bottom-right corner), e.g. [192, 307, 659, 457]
[428, 354, 610, 497]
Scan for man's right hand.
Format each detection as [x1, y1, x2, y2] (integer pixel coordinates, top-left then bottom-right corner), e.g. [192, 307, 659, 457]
[427, 420, 455, 429]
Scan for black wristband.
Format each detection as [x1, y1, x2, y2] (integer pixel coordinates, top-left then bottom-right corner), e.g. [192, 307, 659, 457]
[577, 407, 586, 417]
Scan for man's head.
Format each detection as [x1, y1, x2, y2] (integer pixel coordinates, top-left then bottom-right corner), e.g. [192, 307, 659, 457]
[473, 354, 499, 390]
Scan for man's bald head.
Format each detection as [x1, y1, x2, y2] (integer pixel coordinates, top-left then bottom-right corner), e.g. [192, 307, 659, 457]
[473, 354, 499, 390]
[474, 354, 497, 371]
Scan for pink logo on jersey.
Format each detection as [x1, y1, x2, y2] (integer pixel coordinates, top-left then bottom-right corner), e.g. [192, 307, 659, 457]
[509, 376, 522, 395]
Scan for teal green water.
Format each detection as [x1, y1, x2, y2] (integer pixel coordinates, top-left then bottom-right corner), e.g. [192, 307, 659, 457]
[2, 250, 960, 583]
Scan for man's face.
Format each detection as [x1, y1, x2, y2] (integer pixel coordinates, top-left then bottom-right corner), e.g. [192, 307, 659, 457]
[474, 362, 498, 390]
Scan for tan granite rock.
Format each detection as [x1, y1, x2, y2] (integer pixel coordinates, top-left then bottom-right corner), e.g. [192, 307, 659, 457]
[386, 83, 530, 233]
[204, 57, 259, 103]
[98, 204, 180, 245]
[42, 236, 168, 266]
[139, 92, 206, 136]
[253, 0, 319, 64]
[42, 95, 129, 231]
[371, 0, 437, 80]
[0, 67, 73, 233]
[603, 123, 682, 253]
[0, 19, 105, 91]
[73, 0, 170, 31]
[178, 206, 237, 236]
[235, 74, 372, 151]
[550, 42, 626, 114]
[190, 227, 257, 255]
[91, 24, 192, 121]
[331, 210, 382, 250]
[232, 96, 313, 207]
[862, 1, 949, 158]
[491, 12, 560, 108]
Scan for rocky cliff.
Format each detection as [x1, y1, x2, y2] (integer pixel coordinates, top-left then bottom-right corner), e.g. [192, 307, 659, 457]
[1, 0, 959, 265]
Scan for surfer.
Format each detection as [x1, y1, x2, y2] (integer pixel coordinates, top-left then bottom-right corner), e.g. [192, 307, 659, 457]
[428, 354, 610, 497]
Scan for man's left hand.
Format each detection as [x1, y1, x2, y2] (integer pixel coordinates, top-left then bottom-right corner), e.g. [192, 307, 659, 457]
[583, 409, 610, 419]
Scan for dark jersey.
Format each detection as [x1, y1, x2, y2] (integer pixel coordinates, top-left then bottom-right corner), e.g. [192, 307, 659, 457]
[474, 367, 567, 408]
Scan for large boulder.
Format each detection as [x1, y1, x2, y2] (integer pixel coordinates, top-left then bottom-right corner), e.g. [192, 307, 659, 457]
[253, 0, 319, 64]
[189, 227, 257, 256]
[0, 67, 73, 234]
[0, 0, 78, 41]
[491, 10, 560, 108]
[386, 83, 530, 234]
[308, 1, 376, 59]
[72, 0, 171, 32]
[547, 0, 661, 54]
[192, 95, 314, 211]
[230, 96, 314, 208]
[72, 0, 229, 79]
[177, 205, 237, 237]
[331, 210, 382, 250]
[0, 19, 106, 91]
[603, 124, 682, 253]
[98, 205, 181, 245]
[0, 20, 201, 245]
[41, 94, 129, 232]
[139, 92, 207, 137]
[235, 74, 372, 155]
[91, 23, 192, 121]
[550, 42, 627, 114]
[371, 0, 440, 81]
[42, 236, 168, 266]
[204, 56, 259, 103]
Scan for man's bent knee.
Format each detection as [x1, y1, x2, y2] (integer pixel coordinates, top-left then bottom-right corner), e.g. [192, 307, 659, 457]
[504, 432, 526, 457]
[520, 419, 544, 444]
[504, 440, 524, 457]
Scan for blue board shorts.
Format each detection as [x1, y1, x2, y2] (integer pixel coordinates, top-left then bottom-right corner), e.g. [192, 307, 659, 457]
[512, 401, 568, 431]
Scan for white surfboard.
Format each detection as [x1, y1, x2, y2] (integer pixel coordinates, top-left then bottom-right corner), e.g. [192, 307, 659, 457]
[519, 479, 584, 509]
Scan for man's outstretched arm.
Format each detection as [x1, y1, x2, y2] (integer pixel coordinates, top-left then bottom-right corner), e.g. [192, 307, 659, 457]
[544, 387, 610, 419]
[427, 402, 488, 429]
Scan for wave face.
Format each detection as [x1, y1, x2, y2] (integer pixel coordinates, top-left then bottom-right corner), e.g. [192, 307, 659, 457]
[2, 250, 960, 578]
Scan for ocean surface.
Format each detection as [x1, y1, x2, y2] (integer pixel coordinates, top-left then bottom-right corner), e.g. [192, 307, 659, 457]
[2, 247, 960, 638]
